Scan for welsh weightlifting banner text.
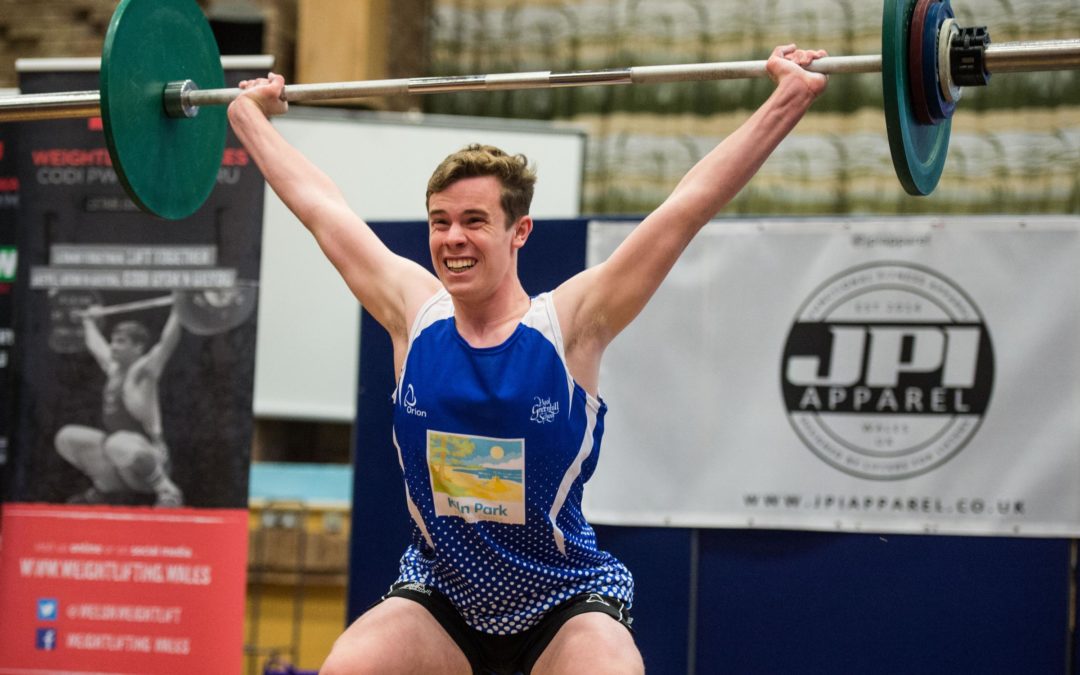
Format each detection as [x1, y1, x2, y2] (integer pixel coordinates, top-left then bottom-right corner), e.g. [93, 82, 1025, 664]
[0, 60, 266, 675]
[584, 217, 1080, 537]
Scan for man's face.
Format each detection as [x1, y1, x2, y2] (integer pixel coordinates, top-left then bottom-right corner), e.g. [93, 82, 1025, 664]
[427, 175, 530, 302]
[109, 331, 145, 365]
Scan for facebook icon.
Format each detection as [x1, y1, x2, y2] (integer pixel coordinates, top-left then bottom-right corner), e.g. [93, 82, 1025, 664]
[35, 627, 58, 651]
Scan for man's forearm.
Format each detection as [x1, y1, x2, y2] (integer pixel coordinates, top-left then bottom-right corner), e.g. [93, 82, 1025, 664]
[668, 76, 818, 223]
[227, 97, 346, 222]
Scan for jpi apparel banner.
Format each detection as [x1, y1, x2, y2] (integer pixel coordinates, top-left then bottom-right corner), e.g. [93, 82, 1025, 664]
[584, 217, 1080, 537]
[0, 58, 267, 675]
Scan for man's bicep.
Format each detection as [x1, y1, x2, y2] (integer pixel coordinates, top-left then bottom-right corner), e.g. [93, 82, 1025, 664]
[342, 253, 440, 339]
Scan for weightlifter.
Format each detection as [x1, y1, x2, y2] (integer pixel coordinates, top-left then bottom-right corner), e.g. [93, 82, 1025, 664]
[54, 305, 184, 507]
[229, 43, 827, 675]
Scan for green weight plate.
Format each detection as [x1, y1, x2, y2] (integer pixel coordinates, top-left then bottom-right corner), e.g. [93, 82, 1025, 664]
[101, 0, 226, 220]
[882, 0, 951, 196]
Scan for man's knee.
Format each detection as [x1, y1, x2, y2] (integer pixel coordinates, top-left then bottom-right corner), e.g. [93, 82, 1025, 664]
[320, 598, 471, 675]
[54, 426, 78, 460]
[319, 627, 418, 675]
[55, 425, 98, 463]
[319, 649, 380, 675]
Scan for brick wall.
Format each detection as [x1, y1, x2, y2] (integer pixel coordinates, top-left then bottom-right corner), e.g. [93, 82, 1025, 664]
[0, 0, 299, 89]
[0, 0, 115, 86]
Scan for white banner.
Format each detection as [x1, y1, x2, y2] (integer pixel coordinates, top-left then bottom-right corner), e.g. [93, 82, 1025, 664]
[584, 216, 1080, 537]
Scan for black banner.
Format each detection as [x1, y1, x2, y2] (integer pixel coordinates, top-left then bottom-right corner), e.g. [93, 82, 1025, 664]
[8, 64, 266, 509]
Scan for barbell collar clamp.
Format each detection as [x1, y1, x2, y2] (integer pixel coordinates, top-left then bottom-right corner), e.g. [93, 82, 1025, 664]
[163, 79, 200, 119]
[952, 26, 992, 86]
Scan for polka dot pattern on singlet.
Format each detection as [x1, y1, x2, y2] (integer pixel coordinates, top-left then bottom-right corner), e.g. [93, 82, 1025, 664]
[392, 291, 634, 635]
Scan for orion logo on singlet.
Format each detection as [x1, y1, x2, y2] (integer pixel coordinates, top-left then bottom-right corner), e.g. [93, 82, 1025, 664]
[780, 262, 994, 480]
[403, 384, 427, 418]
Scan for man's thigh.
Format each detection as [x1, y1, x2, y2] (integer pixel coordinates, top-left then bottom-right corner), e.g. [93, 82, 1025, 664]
[531, 612, 643, 675]
[320, 596, 472, 675]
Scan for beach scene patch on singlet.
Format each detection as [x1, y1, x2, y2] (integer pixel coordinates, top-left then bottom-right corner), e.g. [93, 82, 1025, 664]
[427, 430, 525, 525]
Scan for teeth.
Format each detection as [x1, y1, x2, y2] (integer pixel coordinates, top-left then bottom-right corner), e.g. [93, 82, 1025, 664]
[446, 259, 476, 270]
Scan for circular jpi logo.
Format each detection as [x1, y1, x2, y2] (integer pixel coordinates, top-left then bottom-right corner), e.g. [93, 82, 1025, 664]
[780, 262, 994, 480]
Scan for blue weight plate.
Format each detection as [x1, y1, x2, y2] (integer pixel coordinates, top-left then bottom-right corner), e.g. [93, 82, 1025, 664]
[883, 0, 951, 196]
[101, 0, 226, 220]
[922, 0, 957, 123]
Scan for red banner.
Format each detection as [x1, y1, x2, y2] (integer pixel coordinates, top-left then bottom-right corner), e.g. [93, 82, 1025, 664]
[0, 504, 247, 674]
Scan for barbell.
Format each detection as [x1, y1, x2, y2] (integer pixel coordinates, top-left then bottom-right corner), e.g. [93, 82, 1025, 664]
[1, 0, 1079, 219]
[48, 283, 258, 354]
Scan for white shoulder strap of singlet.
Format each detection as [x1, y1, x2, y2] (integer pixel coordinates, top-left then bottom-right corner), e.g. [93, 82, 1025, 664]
[394, 289, 450, 403]
[534, 291, 568, 362]
[407, 289, 452, 344]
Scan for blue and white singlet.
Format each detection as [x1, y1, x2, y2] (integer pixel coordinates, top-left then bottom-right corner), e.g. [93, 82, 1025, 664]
[392, 289, 633, 635]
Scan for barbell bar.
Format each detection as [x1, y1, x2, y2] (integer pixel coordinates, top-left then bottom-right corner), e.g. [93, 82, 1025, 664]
[4, 39, 1080, 121]
[0, 0, 1078, 219]
[7, 41, 1078, 122]
[71, 294, 174, 319]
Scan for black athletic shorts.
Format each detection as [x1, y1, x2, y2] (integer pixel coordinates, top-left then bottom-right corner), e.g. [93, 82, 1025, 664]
[382, 581, 634, 675]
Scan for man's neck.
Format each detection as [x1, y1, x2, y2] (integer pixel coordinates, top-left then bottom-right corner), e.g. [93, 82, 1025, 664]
[452, 282, 531, 348]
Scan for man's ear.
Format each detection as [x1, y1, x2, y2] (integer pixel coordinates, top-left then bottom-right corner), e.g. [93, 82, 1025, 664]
[511, 216, 533, 250]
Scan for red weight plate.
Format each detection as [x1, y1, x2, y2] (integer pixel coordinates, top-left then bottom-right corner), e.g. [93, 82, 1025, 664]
[908, 0, 939, 125]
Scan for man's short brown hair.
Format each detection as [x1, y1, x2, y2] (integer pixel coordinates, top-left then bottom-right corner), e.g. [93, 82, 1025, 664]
[426, 144, 537, 227]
